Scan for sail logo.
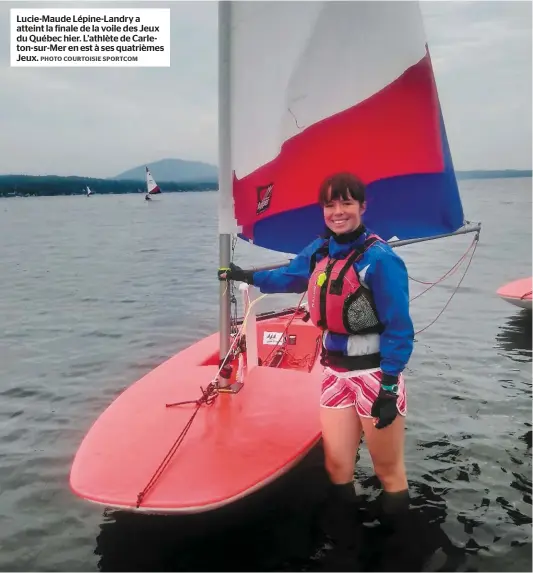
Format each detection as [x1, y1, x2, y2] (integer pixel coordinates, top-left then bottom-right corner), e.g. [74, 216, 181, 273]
[256, 183, 274, 215]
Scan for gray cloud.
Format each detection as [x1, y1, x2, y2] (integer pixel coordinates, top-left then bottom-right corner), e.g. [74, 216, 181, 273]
[0, 0, 530, 177]
[1, 0, 217, 177]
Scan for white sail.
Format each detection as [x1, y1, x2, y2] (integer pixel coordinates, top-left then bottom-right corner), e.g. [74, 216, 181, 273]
[231, 2, 426, 179]
[218, 1, 428, 235]
[145, 167, 161, 194]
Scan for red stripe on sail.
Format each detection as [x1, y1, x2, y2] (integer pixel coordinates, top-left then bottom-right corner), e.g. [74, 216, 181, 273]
[233, 51, 443, 229]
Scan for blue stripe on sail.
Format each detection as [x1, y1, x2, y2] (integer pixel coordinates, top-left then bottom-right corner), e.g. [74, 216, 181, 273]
[241, 170, 464, 254]
[438, 102, 464, 222]
[364, 172, 464, 241]
[239, 204, 324, 254]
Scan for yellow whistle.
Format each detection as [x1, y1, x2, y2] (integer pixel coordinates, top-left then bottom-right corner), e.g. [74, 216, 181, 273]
[317, 272, 327, 287]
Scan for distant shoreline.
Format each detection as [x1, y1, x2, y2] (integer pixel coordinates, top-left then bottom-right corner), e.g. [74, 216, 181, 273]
[0, 174, 217, 197]
[456, 169, 532, 180]
[0, 169, 530, 197]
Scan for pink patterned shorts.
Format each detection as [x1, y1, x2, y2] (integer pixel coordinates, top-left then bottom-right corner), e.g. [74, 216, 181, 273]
[320, 368, 407, 418]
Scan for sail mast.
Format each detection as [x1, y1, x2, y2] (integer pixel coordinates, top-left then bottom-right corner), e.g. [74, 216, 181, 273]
[218, 0, 232, 370]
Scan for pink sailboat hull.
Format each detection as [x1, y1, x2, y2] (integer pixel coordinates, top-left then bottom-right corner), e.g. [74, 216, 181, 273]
[497, 277, 532, 310]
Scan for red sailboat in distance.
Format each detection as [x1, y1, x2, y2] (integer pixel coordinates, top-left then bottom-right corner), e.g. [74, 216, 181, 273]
[145, 166, 161, 201]
[69, 1, 481, 514]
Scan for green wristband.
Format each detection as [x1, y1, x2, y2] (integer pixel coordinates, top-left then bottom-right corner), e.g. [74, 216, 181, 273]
[381, 383, 399, 394]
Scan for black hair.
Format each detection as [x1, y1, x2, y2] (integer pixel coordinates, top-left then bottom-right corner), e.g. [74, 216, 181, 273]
[318, 172, 366, 206]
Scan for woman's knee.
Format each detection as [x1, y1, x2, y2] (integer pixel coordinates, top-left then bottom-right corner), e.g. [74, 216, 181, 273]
[320, 406, 362, 483]
[324, 452, 355, 483]
[359, 414, 407, 491]
[373, 459, 407, 491]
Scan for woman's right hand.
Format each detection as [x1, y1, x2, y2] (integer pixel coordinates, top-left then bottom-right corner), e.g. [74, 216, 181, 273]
[217, 263, 254, 285]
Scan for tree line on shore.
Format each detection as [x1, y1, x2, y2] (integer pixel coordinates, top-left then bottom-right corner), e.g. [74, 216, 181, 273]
[0, 170, 530, 197]
[0, 175, 217, 197]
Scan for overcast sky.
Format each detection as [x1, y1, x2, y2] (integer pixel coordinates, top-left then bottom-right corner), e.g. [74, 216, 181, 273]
[0, 0, 531, 177]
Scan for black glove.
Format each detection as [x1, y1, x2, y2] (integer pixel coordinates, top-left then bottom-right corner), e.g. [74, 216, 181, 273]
[217, 262, 255, 285]
[370, 375, 399, 430]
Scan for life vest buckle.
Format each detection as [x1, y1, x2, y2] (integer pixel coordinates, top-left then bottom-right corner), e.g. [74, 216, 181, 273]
[329, 279, 343, 296]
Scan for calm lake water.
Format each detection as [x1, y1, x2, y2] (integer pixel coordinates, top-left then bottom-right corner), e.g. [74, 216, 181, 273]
[0, 178, 531, 571]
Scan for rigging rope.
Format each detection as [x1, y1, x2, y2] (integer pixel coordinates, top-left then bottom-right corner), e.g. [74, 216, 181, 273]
[409, 235, 478, 300]
[412, 233, 480, 334]
[136, 381, 219, 507]
[135, 290, 266, 507]
[261, 292, 307, 367]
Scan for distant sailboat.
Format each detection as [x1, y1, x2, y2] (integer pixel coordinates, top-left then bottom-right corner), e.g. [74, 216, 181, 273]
[145, 167, 161, 201]
[86, 186, 92, 197]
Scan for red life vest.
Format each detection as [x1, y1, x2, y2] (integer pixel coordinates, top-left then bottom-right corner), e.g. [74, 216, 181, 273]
[307, 235, 383, 335]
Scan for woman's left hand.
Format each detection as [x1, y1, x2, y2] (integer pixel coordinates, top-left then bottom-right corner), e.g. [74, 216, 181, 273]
[371, 387, 398, 429]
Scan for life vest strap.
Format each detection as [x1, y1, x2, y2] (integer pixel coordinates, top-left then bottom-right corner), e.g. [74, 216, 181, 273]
[329, 236, 380, 295]
[321, 350, 381, 370]
[309, 240, 330, 274]
[317, 257, 337, 330]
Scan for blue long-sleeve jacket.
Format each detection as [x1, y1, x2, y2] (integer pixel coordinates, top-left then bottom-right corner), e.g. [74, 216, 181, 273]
[252, 229, 414, 377]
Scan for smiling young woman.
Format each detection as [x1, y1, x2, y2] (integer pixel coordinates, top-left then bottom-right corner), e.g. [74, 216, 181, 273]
[320, 173, 367, 235]
[218, 172, 415, 559]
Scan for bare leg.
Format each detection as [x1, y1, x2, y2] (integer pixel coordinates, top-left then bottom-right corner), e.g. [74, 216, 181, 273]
[320, 405, 363, 484]
[359, 414, 407, 492]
